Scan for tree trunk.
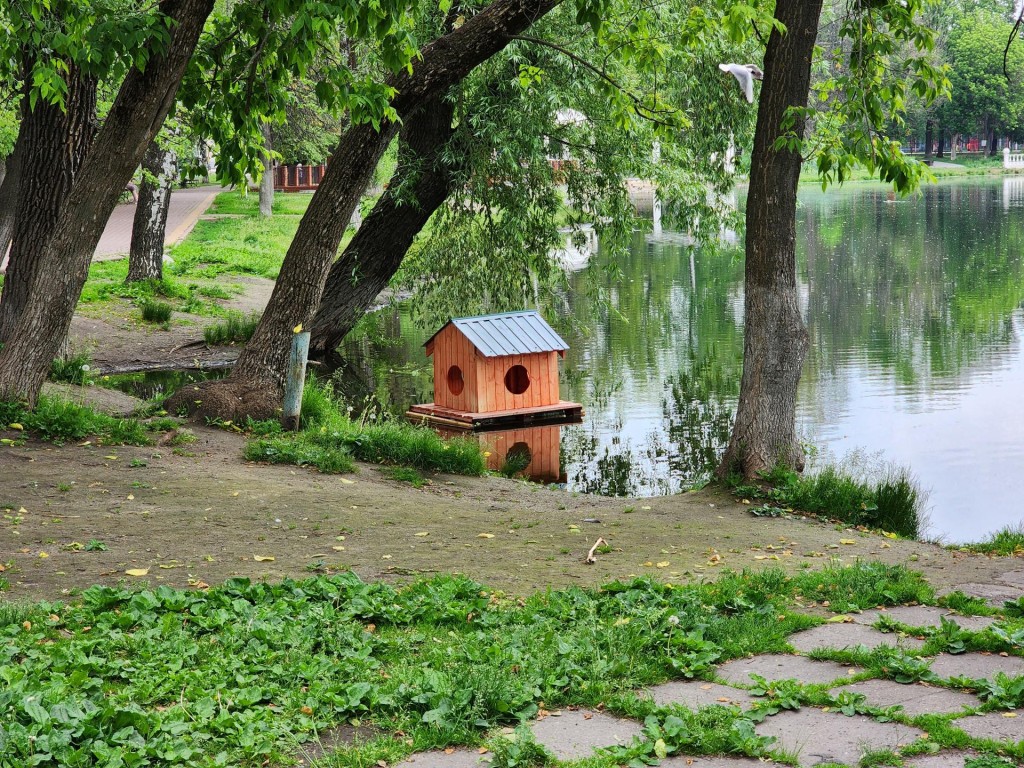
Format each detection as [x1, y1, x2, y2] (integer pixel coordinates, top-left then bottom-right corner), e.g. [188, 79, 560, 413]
[0, 133, 23, 269]
[309, 92, 458, 355]
[167, 0, 561, 421]
[936, 128, 945, 158]
[259, 123, 274, 217]
[0, 0, 215, 405]
[715, 0, 822, 480]
[127, 141, 178, 282]
[924, 119, 933, 160]
[0, 63, 97, 343]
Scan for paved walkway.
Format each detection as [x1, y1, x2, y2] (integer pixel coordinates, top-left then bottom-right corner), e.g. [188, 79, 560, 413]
[382, 570, 1024, 768]
[93, 184, 220, 260]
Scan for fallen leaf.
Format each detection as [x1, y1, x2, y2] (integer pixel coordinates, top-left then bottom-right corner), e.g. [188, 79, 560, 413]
[444, 748, 455, 755]
[104, 455, 118, 460]
[414, 532, 429, 537]
[8, 423, 23, 430]
[294, 324, 303, 333]
[477, 533, 495, 539]
[1002, 712, 1017, 718]
[126, 494, 134, 501]
[828, 615, 853, 623]
[340, 478, 355, 485]
[253, 555, 275, 562]
[332, 545, 346, 551]
[656, 561, 670, 568]
[38, 551, 48, 558]
[125, 568, 149, 576]
[840, 539, 856, 545]
[232, 491, 240, 497]
[300, 706, 313, 715]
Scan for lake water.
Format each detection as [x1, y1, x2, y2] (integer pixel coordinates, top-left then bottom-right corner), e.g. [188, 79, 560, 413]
[341, 178, 1024, 544]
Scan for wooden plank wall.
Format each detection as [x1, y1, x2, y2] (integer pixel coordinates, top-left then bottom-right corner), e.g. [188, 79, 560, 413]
[476, 351, 561, 412]
[431, 325, 479, 411]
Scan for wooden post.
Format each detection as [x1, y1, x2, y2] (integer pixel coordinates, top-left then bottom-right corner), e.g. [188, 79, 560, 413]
[282, 330, 311, 430]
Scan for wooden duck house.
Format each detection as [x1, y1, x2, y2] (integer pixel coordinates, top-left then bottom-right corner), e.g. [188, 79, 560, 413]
[406, 311, 583, 429]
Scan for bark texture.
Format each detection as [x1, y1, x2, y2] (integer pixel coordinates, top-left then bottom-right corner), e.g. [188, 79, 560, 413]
[169, 0, 561, 421]
[0, 103, 26, 266]
[0, 0, 215, 404]
[716, 0, 823, 479]
[0, 63, 97, 343]
[308, 92, 458, 355]
[127, 141, 178, 282]
[259, 123, 274, 218]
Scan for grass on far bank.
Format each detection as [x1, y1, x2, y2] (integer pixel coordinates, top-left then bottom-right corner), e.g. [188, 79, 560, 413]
[957, 525, 1024, 556]
[12, 561, 1019, 768]
[799, 154, 1020, 186]
[207, 189, 314, 216]
[244, 378, 485, 476]
[729, 459, 925, 539]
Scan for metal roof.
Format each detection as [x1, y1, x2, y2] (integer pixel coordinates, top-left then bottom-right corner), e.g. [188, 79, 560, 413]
[425, 311, 569, 357]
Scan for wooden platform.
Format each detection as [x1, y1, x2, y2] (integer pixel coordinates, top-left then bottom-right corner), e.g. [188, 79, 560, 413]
[406, 400, 583, 430]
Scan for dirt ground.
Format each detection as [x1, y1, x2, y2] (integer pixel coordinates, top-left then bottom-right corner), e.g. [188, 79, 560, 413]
[0, 420, 1016, 603]
[1, 277, 1019, 604]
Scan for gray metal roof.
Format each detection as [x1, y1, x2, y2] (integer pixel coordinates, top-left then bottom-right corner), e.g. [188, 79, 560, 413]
[426, 311, 569, 357]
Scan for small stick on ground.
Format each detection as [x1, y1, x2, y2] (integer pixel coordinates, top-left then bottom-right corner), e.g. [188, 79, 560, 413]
[585, 537, 608, 565]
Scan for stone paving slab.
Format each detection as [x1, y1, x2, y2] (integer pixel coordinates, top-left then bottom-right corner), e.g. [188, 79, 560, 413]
[659, 757, 779, 767]
[1001, 570, 1024, 588]
[928, 652, 1024, 681]
[836, 679, 980, 716]
[716, 655, 863, 687]
[953, 709, 1024, 744]
[853, 605, 996, 632]
[646, 680, 760, 710]
[528, 709, 644, 761]
[754, 708, 924, 766]
[788, 622, 926, 653]
[901, 752, 984, 767]
[394, 750, 493, 768]
[945, 583, 1024, 606]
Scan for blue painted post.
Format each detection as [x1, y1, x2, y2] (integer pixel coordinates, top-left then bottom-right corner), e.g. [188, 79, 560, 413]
[282, 330, 311, 430]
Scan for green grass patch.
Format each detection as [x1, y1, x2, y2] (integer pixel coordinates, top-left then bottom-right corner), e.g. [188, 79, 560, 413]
[165, 215, 300, 279]
[731, 459, 925, 539]
[139, 299, 173, 324]
[208, 190, 313, 216]
[78, 261, 228, 318]
[958, 525, 1024, 556]
[382, 466, 427, 487]
[0, 395, 150, 445]
[0, 562, 950, 767]
[244, 379, 486, 476]
[203, 310, 262, 346]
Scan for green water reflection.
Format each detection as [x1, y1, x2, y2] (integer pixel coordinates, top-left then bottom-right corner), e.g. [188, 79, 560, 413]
[341, 178, 1024, 542]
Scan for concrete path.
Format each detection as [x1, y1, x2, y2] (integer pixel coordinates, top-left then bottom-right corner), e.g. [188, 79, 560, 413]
[93, 184, 220, 261]
[389, 569, 1024, 768]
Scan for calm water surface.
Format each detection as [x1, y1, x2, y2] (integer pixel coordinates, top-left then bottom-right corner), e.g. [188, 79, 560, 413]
[342, 178, 1024, 543]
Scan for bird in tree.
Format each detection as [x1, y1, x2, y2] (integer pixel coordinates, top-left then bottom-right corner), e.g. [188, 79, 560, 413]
[718, 63, 763, 103]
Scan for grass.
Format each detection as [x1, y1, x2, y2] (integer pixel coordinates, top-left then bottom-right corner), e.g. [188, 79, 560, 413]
[244, 378, 486, 476]
[165, 215, 301, 280]
[731, 460, 925, 539]
[207, 190, 314, 216]
[798, 155, 1022, 185]
[0, 395, 150, 445]
[957, 525, 1024, 556]
[48, 351, 95, 386]
[78, 261, 236, 319]
[3, 562, 1020, 766]
[139, 298, 173, 324]
[203, 310, 262, 345]
[6, 561, 1002, 768]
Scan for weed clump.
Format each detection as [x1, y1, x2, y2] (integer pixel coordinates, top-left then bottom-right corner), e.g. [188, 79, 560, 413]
[0, 396, 149, 445]
[49, 351, 95, 386]
[959, 525, 1024, 556]
[140, 298, 173, 325]
[243, 379, 485, 476]
[731, 455, 926, 539]
[204, 310, 261, 346]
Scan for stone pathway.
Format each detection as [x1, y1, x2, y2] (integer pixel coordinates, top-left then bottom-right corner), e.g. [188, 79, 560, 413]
[391, 567, 1024, 768]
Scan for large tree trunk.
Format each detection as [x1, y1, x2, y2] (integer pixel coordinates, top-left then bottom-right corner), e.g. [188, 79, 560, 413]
[0, 63, 98, 343]
[0, 0, 215, 405]
[259, 123, 274, 217]
[716, 0, 822, 480]
[127, 140, 179, 283]
[308, 92, 458, 355]
[0, 106, 27, 268]
[167, 0, 561, 421]
[924, 119, 933, 161]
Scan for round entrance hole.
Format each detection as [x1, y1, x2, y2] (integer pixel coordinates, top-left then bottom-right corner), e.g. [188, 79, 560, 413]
[504, 364, 530, 395]
[446, 365, 464, 396]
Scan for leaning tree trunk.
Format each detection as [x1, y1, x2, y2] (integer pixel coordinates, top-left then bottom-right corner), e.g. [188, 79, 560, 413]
[127, 140, 178, 282]
[715, 0, 823, 480]
[259, 123, 274, 217]
[308, 91, 458, 355]
[166, 0, 561, 421]
[0, 62, 97, 343]
[0, 0, 215, 405]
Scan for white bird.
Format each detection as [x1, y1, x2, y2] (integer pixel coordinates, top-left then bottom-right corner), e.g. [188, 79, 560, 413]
[718, 63, 764, 104]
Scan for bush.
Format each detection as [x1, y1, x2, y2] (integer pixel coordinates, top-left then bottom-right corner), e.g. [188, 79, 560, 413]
[140, 299, 173, 324]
